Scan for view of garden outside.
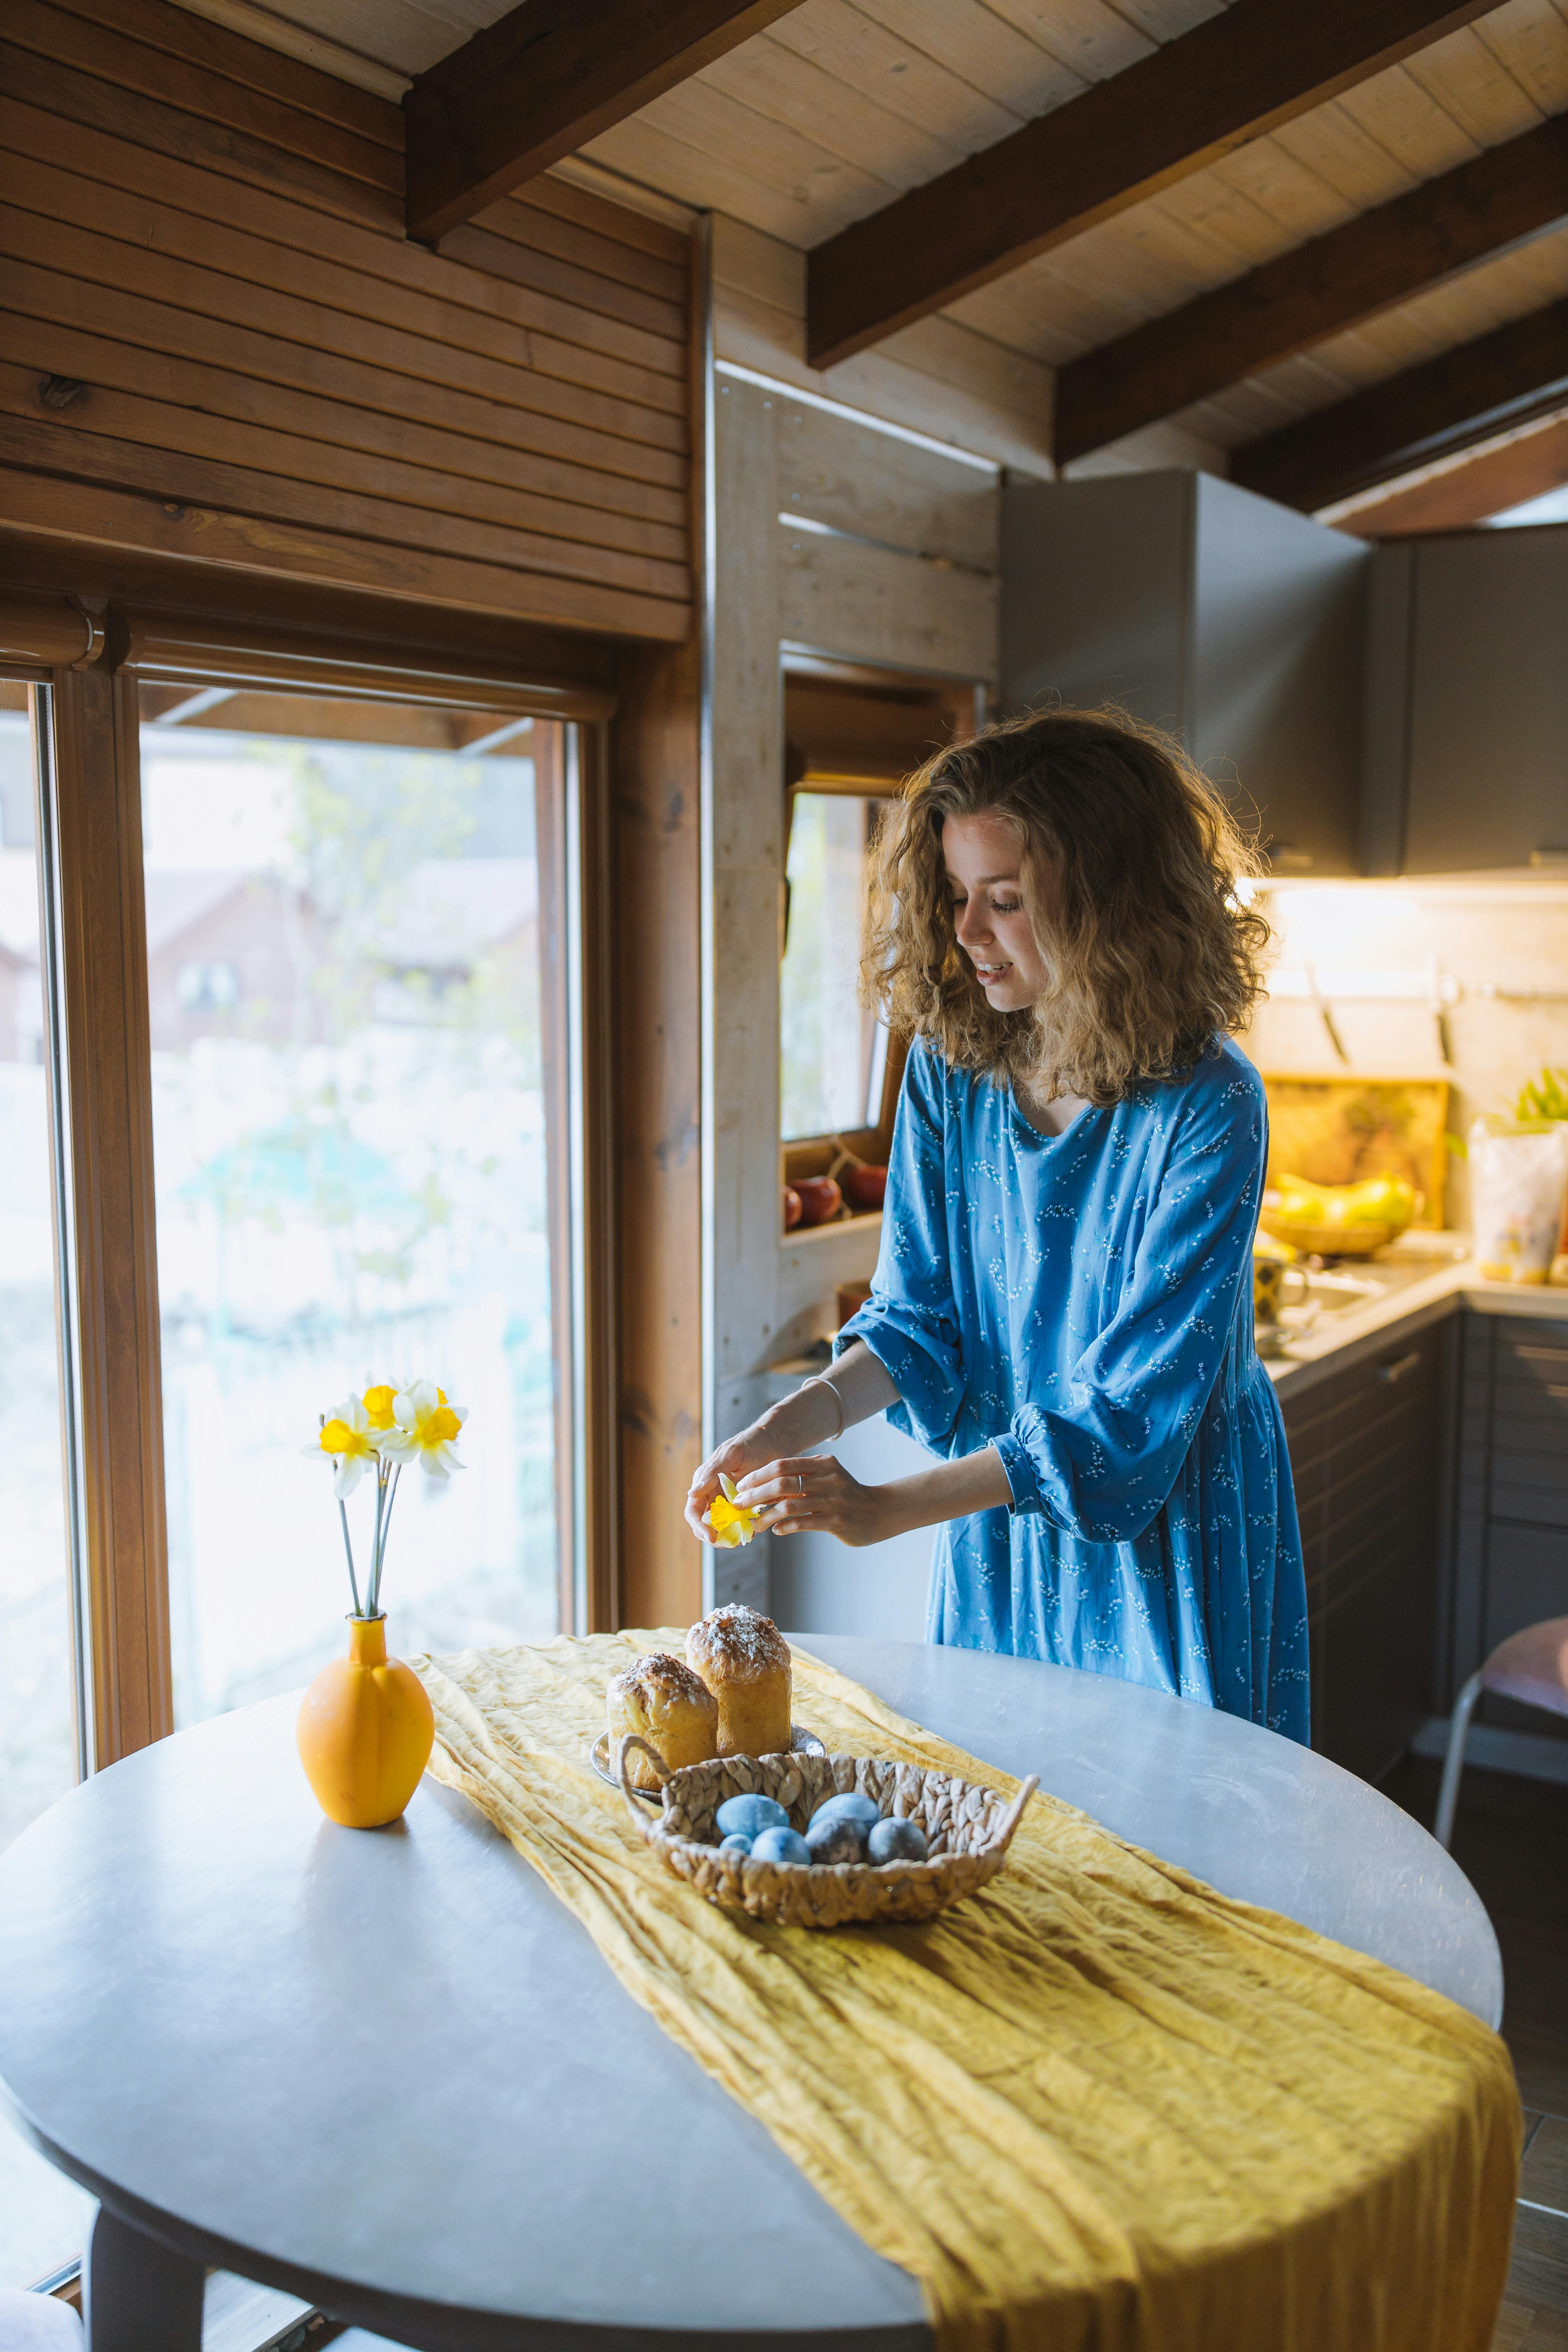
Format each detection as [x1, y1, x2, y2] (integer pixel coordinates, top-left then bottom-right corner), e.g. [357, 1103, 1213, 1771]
[780, 791, 889, 1142]
[0, 699, 75, 1864]
[0, 694, 97, 2290]
[140, 701, 565, 1726]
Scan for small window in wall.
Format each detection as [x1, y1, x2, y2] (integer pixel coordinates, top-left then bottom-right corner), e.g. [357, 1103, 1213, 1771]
[779, 670, 980, 1183]
[138, 686, 578, 1726]
[781, 790, 890, 1142]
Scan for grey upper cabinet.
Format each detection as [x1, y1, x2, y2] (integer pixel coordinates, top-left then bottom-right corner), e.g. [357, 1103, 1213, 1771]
[1364, 528, 1568, 874]
[1000, 470, 1368, 875]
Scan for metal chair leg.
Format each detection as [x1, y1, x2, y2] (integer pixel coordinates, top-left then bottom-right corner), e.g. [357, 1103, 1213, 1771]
[1434, 1671, 1484, 1850]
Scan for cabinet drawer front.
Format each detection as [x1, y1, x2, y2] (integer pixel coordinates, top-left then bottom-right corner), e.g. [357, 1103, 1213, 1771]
[1484, 1521, 1568, 1657]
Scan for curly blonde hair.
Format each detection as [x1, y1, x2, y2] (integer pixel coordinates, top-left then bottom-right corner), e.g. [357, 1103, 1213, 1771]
[862, 705, 1270, 1106]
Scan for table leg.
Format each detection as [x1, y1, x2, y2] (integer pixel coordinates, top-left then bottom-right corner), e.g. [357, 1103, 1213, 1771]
[83, 2206, 204, 2352]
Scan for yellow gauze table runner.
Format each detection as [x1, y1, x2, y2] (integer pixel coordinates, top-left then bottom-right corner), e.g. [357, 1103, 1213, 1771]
[415, 1632, 1519, 2352]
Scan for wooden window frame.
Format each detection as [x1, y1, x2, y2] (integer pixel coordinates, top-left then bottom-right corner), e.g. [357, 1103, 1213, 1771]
[15, 593, 628, 1766]
[780, 664, 981, 1188]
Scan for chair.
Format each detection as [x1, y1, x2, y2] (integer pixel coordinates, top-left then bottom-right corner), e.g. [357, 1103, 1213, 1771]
[1435, 1616, 1568, 1849]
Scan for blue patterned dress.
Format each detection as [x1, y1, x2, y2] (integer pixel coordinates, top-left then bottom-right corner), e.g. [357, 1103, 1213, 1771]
[837, 1036, 1310, 1741]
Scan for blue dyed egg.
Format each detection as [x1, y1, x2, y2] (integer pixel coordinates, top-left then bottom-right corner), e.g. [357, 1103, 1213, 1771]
[715, 1793, 789, 1839]
[811, 1791, 879, 1830]
[805, 1811, 868, 1865]
[868, 1815, 928, 1865]
[718, 1833, 753, 1856]
[750, 1825, 810, 1865]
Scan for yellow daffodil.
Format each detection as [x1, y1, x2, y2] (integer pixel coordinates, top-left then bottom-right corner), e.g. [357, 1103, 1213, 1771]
[705, 1471, 758, 1548]
[313, 1395, 380, 1500]
[381, 1380, 467, 1478]
[362, 1383, 398, 1432]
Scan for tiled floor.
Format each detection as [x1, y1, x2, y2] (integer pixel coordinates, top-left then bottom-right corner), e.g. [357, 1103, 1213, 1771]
[1382, 1755, 1568, 2352]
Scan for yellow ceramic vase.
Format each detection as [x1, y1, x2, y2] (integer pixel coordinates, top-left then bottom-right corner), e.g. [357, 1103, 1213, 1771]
[296, 1615, 435, 1829]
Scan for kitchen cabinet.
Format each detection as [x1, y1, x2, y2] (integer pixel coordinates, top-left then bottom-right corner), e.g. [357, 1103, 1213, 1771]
[1279, 1323, 1449, 1783]
[1362, 528, 1568, 874]
[1000, 470, 1368, 874]
[1449, 1311, 1568, 1738]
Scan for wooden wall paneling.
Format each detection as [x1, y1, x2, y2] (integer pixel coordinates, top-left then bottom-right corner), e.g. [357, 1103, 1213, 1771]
[0, 194, 687, 444]
[0, 253, 687, 504]
[42, 0, 404, 147]
[778, 523, 1000, 686]
[0, 94, 690, 457]
[0, 382, 688, 608]
[6, 0, 400, 194]
[0, 457, 690, 643]
[403, 0, 807, 243]
[44, 664, 172, 1762]
[0, 302, 687, 540]
[777, 397, 999, 569]
[0, 4, 696, 641]
[0, 33, 400, 232]
[614, 636, 704, 1630]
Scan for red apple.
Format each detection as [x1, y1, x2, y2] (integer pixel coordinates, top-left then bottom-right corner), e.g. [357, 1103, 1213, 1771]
[842, 1162, 887, 1212]
[783, 1185, 803, 1232]
[793, 1176, 842, 1227]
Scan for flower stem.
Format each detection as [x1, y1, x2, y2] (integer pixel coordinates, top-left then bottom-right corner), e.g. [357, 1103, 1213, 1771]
[337, 1500, 362, 1619]
[371, 1464, 402, 1616]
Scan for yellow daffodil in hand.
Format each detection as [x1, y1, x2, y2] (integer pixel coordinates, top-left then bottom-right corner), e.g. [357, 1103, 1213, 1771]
[313, 1395, 380, 1500]
[381, 1381, 467, 1479]
[705, 1471, 758, 1548]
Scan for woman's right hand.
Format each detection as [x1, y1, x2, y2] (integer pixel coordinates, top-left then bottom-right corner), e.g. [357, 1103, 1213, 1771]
[685, 1423, 785, 1545]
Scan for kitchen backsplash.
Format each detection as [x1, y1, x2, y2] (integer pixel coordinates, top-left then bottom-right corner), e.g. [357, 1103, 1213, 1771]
[1240, 878, 1568, 1235]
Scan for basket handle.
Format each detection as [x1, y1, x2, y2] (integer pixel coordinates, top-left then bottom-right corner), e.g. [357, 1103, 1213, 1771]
[993, 1774, 1038, 1854]
[617, 1732, 671, 1831]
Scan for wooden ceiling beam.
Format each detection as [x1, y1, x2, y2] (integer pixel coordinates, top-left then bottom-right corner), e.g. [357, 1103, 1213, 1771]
[1229, 298, 1568, 512]
[806, 0, 1498, 372]
[1056, 117, 1568, 465]
[404, 0, 804, 245]
[1335, 411, 1568, 535]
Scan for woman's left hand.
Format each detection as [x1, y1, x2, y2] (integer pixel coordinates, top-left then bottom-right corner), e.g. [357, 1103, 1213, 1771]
[733, 1456, 902, 1548]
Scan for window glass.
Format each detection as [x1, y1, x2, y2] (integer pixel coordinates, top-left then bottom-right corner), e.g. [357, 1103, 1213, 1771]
[780, 790, 888, 1142]
[0, 680, 96, 2288]
[0, 685, 77, 1851]
[139, 690, 570, 1725]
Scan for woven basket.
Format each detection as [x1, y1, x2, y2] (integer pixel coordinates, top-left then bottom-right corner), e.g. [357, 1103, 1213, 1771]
[617, 1734, 1037, 1929]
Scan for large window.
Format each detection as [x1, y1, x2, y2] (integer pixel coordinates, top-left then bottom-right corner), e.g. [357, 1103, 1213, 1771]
[138, 687, 576, 1724]
[0, 680, 96, 2288]
[0, 685, 76, 1853]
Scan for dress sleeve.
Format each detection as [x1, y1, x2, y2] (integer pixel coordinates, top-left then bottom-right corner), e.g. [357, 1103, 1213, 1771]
[992, 1064, 1264, 1542]
[834, 1043, 966, 1454]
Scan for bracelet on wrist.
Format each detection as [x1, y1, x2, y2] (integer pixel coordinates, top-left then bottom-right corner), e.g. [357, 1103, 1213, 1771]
[799, 1372, 846, 1441]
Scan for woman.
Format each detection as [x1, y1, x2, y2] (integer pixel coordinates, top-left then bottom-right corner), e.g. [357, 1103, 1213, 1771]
[686, 708, 1308, 1741]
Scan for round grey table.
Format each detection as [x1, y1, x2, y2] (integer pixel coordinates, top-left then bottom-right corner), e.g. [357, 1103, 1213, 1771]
[0, 1637, 1501, 2352]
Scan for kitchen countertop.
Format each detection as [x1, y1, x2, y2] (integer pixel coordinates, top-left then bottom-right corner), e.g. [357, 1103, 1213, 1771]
[1263, 1236, 1568, 1402]
[768, 1235, 1566, 1407]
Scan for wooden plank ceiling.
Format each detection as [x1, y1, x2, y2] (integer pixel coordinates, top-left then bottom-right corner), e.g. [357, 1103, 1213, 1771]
[172, 0, 1568, 513]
